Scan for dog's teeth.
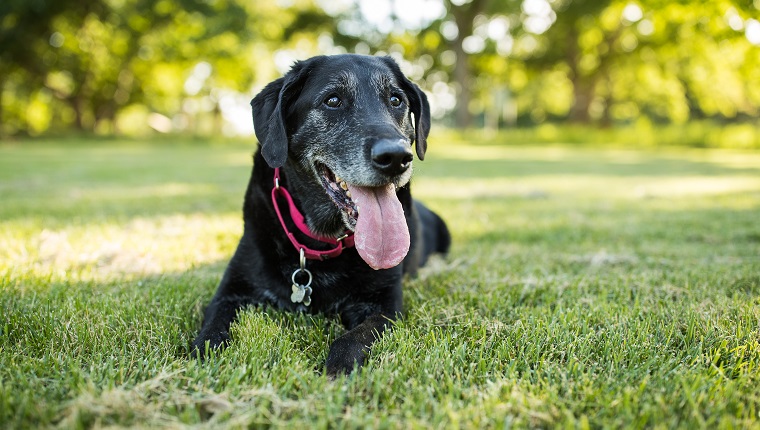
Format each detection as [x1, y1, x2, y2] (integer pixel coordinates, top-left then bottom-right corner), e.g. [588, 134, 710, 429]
[345, 190, 351, 198]
[340, 181, 348, 191]
[335, 175, 342, 183]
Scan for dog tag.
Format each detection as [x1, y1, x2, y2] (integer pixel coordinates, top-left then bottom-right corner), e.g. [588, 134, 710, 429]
[291, 283, 305, 303]
[290, 259, 313, 306]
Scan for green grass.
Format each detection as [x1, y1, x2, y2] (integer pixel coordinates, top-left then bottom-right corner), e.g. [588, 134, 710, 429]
[1, 133, 759, 428]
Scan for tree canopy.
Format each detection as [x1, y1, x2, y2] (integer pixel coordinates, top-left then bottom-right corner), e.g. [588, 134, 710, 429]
[1, 0, 758, 136]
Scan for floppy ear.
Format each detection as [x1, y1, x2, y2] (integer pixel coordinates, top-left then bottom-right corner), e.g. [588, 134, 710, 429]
[250, 63, 308, 168]
[381, 56, 431, 161]
[406, 82, 431, 161]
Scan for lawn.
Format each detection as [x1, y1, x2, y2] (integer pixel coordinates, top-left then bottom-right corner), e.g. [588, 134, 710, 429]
[1, 133, 759, 428]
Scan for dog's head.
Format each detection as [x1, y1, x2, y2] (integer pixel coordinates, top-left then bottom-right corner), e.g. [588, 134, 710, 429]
[250, 55, 431, 269]
[251, 54, 430, 171]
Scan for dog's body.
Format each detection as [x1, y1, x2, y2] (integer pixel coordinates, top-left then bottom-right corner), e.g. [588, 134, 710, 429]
[192, 54, 449, 375]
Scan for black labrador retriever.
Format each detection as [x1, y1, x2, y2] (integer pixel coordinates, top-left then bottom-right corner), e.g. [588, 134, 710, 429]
[192, 54, 450, 376]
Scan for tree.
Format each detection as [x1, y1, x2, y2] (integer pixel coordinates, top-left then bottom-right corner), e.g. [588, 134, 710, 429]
[0, 0, 332, 135]
[0, 0, 104, 134]
[2, 0, 759, 135]
[447, 0, 491, 128]
[515, 0, 759, 125]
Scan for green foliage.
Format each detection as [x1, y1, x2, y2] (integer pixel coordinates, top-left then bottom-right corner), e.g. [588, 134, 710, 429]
[0, 0, 758, 136]
[1, 136, 759, 427]
[440, 121, 760, 149]
[0, 0, 326, 136]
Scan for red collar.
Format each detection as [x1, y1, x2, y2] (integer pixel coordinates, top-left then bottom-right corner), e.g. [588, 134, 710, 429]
[271, 168, 355, 260]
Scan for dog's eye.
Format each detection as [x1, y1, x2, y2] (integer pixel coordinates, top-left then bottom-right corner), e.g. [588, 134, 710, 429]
[389, 95, 402, 107]
[324, 96, 342, 109]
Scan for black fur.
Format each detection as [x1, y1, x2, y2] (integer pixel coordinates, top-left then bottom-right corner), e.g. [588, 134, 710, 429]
[192, 54, 450, 376]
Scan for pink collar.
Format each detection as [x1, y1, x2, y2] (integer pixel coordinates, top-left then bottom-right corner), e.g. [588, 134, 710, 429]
[271, 168, 355, 260]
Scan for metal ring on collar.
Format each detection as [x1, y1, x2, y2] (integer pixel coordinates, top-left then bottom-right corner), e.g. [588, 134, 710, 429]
[291, 268, 312, 288]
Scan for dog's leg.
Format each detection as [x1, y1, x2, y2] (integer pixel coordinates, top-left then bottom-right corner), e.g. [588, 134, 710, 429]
[325, 313, 395, 376]
[191, 282, 255, 358]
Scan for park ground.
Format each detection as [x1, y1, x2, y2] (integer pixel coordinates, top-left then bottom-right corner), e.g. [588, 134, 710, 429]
[1, 131, 759, 428]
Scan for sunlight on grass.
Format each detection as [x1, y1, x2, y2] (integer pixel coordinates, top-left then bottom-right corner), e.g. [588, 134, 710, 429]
[74, 182, 220, 200]
[1, 214, 241, 285]
[414, 175, 760, 199]
[631, 176, 760, 198]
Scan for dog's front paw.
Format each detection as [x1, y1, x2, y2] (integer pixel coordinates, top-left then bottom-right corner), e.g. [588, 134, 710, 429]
[190, 330, 230, 359]
[325, 336, 370, 376]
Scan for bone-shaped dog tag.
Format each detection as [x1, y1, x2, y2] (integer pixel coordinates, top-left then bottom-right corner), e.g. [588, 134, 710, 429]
[290, 263, 313, 306]
[290, 283, 305, 303]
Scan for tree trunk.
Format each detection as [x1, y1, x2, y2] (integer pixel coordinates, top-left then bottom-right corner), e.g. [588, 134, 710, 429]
[570, 77, 593, 123]
[95, 102, 117, 133]
[452, 36, 472, 128]
[0, 76, 5, 137]
[566, 26, 593, 123]
[71, 96, 86, 130]
[449, 0, 488, 129]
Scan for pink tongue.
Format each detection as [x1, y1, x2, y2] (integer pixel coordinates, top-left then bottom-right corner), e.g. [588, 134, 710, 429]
[347, 183, 410, 270]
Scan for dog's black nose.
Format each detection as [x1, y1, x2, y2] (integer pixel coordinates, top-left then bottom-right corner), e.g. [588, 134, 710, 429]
[371, 139, 413, 176]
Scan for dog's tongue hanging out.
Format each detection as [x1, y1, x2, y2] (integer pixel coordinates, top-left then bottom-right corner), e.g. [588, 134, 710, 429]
[346, 183, 409, 270]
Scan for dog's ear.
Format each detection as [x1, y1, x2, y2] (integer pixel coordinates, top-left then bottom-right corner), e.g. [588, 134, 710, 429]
[382, 57, 431, 161]
[250, 63, 308, 168]
[405, 82, 431, 161]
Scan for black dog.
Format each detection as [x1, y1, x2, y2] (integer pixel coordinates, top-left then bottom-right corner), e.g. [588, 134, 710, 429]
[192, 54, 450, 376]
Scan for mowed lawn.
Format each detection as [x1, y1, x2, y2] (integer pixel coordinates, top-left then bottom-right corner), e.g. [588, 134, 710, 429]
[1, 135, 759, 428]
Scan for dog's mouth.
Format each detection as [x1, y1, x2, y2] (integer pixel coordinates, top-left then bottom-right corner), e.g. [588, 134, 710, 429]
[315, 162, 410, 270]
[316, 162, 360, 231]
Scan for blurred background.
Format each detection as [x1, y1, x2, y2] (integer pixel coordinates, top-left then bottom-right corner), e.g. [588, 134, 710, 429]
[1, 0, 759, 146]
